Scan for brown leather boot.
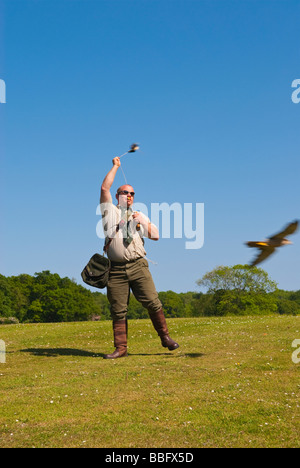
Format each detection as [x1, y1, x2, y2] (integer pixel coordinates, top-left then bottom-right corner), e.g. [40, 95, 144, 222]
[149, 309, 179, 351]
[103, 319, 128, 359]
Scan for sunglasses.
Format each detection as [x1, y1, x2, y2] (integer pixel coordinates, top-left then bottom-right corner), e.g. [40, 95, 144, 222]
[117, 190, 135, 196]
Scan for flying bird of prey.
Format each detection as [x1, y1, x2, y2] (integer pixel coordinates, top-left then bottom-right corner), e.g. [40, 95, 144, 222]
[246, 220, 299, 267]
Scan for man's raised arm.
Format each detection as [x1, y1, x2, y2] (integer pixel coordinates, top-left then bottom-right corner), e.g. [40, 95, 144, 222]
[100, 157, 121, 203]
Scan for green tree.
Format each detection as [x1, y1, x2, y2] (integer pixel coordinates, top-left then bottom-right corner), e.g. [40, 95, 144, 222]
[0, 274, 28, 320]
[289, 290, 300, 306]
[1, 271, 101, 323]
[270, 289, 300, 315]
[189, 292, 215, 317]
[197, 265, 277, 293]
[196, 265, 278, 316]
[158, 291, 185, 318]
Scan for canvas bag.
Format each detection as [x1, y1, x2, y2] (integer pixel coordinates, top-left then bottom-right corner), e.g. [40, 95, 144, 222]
[81, 253, 111, 289]
[81, 212, 132, 289]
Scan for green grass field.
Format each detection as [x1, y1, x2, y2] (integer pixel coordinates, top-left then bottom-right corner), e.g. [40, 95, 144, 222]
[0, 316, 299, 448]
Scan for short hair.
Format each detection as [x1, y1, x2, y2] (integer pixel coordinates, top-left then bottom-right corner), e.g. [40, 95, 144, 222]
[116, 185, 134, 194]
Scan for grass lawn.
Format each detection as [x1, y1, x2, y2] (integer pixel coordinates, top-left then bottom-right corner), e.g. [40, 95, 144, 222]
[0, 316, 299, 448]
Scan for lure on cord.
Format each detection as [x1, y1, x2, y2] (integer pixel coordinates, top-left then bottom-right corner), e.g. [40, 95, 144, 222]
[119, 143, 140, 158]
[117, 143, 140, 184]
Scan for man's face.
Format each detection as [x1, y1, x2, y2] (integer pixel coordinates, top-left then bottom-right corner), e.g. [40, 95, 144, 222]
[116, 185, 135, 207]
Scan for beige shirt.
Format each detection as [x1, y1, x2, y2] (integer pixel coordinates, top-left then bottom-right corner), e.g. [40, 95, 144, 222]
[101, 200, 148, 262]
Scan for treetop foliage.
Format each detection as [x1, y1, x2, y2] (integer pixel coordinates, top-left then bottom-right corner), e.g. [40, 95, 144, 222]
[196, 264, 278, 293]
[0, 266, 299, 323]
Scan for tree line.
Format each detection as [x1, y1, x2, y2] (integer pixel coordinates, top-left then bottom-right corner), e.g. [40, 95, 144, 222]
[0, 266, 299, 323]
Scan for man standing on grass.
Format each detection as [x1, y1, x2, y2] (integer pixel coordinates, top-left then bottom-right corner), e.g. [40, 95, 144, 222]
[100, 156, 179, 359]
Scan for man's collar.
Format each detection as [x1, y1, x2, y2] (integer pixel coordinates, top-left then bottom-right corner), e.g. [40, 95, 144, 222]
[117, 204, 133, 214]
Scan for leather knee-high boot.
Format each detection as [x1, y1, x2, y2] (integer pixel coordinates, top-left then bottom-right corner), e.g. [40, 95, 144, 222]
[149, 309, 179, 351]
[103, 319, 128, 359]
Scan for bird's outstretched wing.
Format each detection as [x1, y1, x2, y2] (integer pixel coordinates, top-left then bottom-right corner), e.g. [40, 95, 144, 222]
[269, 220, 299, 241]
[250, 245, 275, 266]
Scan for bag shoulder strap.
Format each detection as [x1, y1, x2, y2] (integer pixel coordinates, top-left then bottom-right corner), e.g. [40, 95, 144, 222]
[103, 237, 113, 254]
[103, 220, 124, 254]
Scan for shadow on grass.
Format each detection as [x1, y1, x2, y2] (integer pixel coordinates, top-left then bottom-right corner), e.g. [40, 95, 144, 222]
[128, 352, 205, 358]
[20, 348, 205, 359]
[183, 353, 205, 358]
[20, 348, 105, 358]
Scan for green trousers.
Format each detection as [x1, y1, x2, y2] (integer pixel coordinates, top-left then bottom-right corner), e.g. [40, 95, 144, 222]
[107, 257, 162, 321]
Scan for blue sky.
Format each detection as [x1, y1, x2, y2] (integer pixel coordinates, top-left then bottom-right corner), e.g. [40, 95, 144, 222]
[1, 0, 299, 293]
